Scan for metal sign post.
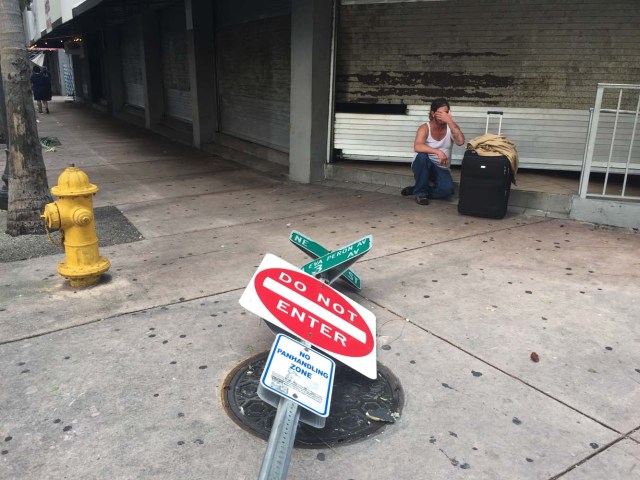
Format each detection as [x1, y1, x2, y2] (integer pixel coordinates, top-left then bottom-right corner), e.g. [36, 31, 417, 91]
[257, 397, 301, 480]
[239, 232, 375, 480]
[257, 334, 335, 480]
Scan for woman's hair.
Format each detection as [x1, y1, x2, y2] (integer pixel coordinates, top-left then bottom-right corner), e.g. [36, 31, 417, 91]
[430, 98, 450, 112]
[33, 65, 41, 73]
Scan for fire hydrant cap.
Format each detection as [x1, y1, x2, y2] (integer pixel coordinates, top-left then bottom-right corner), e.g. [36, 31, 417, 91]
[51, 167, 99, 196]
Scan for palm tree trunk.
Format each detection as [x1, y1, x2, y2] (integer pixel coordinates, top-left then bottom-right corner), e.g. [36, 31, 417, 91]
[0, 63, 6, 144]
[0, 61, 9, 211]
[0, 0, 51, 236]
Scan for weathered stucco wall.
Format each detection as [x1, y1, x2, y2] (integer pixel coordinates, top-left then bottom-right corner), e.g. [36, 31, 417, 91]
[336, 0, 640, 108]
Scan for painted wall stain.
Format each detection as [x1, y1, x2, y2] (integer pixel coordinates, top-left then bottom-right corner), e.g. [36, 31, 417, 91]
[349, 88, 498, 101]
[431, 51, 509, 58]
[339, 71, 515, 90]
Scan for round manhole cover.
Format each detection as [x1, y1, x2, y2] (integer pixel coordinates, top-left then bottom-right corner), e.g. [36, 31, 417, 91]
[222, 351, 403, 448]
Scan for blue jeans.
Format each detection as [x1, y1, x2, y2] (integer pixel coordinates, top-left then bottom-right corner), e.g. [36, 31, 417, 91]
[411, 153, 455, 198]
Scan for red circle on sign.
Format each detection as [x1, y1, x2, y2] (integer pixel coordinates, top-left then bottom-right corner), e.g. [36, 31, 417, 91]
[255, 268, 374, 357]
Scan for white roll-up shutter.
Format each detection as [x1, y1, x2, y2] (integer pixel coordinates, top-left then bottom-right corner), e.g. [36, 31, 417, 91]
[120, 21, 144, 109]
[215, 1, 291, 151]
[160, 3, 191, 122]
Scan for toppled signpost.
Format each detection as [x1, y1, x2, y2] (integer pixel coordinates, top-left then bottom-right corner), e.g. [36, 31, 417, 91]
[239, 231, 375, 479]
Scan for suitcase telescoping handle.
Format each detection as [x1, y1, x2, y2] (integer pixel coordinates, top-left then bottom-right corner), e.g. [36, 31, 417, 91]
[485, 110, 503, 135]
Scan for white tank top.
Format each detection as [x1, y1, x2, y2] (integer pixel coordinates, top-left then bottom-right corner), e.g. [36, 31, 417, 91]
[426, 124, 453, 169]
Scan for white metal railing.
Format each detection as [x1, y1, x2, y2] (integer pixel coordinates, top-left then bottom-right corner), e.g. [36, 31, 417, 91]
[579, 84, 640, 201]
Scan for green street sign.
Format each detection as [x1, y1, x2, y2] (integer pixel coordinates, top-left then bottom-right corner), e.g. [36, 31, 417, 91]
[289, 231, 362, 290]
[290, 231, 327, 258]
[341, 269, 361, 290]
[300, 235, 371, 284]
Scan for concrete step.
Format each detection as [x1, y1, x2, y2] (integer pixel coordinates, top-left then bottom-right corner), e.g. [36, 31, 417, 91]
[325, 163, 572, 217]
[202, 141, 288, 178]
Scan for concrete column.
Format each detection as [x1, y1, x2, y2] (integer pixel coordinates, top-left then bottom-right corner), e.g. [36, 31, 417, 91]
[141, 14, 164, 128]
[288, 0, 333, 183]
[104, 26, 124, 115]
[185, 0, 218, 147]
[79, 43, 92, 103]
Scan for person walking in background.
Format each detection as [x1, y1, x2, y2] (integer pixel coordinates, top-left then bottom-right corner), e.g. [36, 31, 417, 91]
[402, 98, 465, 205]
[30, 65, 52, 114]
[42, 66, 53, 109]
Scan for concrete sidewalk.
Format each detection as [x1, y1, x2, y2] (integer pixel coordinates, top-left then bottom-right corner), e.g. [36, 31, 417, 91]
[1, 99, 639, 480]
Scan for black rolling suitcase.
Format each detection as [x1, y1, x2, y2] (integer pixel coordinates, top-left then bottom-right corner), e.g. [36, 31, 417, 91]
[457, 152, 512, 219]
[458, 111, 512, 219]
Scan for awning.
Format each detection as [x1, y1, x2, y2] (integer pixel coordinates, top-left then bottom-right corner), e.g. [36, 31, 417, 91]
[30, 52, 46, 67]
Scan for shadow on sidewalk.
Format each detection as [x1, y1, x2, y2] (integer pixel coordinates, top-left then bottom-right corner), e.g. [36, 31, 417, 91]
[0, 206, 142, 263]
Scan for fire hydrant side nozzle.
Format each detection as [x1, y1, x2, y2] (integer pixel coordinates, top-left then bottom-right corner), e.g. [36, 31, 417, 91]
[41, 203, 61, 230]
[41, 166, 110, 288]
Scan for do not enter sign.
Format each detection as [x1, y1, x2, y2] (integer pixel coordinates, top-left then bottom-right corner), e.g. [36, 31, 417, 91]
[255, 268, 374, 357]
[240, 254, 377, 379]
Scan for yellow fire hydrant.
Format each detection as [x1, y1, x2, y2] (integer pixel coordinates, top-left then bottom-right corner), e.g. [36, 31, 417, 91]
[41, 166, 110, 287]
